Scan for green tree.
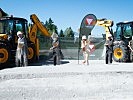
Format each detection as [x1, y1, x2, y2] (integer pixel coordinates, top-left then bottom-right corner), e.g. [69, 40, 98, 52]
[45, 18, 58, 35]
[59, 29, 64, 37]
[64, 27, 74, 38]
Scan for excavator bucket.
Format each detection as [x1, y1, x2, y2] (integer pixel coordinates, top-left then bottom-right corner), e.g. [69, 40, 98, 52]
[80, 14, 97, 37]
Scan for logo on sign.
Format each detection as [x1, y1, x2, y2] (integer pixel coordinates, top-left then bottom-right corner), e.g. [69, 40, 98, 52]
[85, 18, 93, 25]
[85, 17, 94, 28]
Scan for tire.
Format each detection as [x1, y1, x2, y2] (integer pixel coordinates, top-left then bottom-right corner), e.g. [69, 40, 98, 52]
[113, 44, 129, 62]
[0, 43, 10, 67]
[27, 43, 36, 63]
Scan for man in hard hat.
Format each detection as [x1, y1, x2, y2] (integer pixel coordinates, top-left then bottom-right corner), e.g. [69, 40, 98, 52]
[128, 38, 133, 62]
[81, 35, 90, 65]
[16, 31, 28, 67]
[105, 34, 113, 64]
[50, 32, 61, 66]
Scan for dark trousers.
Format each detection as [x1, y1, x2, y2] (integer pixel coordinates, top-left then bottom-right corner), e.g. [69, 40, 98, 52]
[53, 51, 57, 66]
[106, 53, 112, 64]
[53, 49, 61, 66]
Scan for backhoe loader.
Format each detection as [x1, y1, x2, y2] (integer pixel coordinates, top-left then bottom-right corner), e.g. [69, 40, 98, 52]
[0, 14, 51, 67]
[113, 21, 133, 62]
[96, 19, 133, 62]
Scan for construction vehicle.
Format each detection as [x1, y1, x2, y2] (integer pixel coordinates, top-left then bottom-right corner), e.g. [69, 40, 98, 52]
[113, 21, 133, 62]
[96, 19, 133, 62]
[0, 13, 51, 67]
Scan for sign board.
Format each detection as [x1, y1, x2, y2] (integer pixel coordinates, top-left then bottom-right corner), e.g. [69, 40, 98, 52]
[80, 14, 97, 37]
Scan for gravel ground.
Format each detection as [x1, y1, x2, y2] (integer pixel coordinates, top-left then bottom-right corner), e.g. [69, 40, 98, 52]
[0, 60, 133, 100]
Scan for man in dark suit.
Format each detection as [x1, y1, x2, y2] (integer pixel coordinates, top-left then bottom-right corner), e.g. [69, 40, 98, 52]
[105, 34, 113, 64]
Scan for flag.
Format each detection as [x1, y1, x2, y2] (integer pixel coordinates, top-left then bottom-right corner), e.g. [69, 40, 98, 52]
[80, 14, 97, 37]
[78, 14, 97, 63]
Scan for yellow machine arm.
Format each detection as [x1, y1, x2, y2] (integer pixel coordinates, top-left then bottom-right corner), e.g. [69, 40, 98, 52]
[29, 14, 51, 43]
[96, 19, 113, 40]
[29, 14, 51, 58]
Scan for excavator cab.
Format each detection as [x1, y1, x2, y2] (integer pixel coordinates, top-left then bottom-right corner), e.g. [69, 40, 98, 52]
[0, 16, 37, 66]
[0, 17, 28, 44]
[114, 21, 133, 41]
[0, 17, 30, 66]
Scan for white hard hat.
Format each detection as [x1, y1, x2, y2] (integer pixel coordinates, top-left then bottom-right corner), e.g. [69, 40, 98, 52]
[82, 35, 87, 40]
[17, 31, 23, 36]
[108, 34, 112, 37]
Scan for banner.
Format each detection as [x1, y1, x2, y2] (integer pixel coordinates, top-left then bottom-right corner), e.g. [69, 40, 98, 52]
[80, 14, 97, 37]
[78, 14, 97, 64]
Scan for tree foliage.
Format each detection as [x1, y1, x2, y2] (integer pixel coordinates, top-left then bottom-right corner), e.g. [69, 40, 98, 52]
[59, 29, 64, 37]
[45, 18, 58, 35]
[42, 18, 75, 38]
[64, 27, 74, 38]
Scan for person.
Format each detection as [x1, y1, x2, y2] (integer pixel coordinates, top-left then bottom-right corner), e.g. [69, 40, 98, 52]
[50, 32, 61, 66]
[128, 40, 133, 52]
[105, 34, 113, 64]
[128, 40, 133, 62]
[16, 31, 28, 67]
[81, 35, 90, 65]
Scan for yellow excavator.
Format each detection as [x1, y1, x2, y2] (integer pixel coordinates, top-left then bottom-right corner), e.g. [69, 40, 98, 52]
[0, 13, 51, 67]
[96, 18, 133, 62]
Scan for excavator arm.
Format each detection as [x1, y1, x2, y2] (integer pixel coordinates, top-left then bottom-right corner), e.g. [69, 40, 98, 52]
[29, 14, 51, 43]
[28, 14, 51, 59]
[96, 19, 113, 40]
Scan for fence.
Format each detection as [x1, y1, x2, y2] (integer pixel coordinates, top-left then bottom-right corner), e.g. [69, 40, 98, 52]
[38, 36, 105, 60]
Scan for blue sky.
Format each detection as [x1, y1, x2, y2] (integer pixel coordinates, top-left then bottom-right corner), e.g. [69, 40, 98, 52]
[0, 0, 133, 37]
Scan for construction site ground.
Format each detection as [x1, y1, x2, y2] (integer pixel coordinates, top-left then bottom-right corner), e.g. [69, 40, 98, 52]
[0, 58, 133, 100]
